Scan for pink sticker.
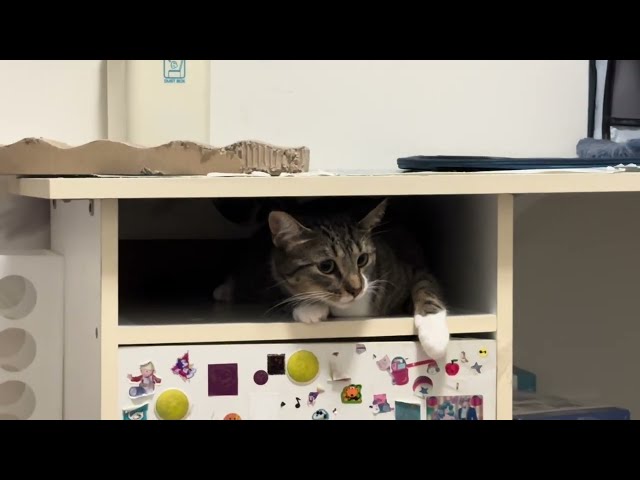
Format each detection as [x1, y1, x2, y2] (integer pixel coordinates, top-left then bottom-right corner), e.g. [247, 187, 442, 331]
[369, 394, 394, 415]
[390, 357, 409, 386]
[376, 355, 391, 371]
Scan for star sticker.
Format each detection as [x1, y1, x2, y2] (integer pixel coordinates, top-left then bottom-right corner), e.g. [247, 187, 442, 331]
[420, 386, 429, 395]
[471, 362, 482, 373]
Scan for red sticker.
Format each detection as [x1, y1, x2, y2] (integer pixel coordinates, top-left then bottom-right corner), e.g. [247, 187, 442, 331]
[445, 359, 460, 376]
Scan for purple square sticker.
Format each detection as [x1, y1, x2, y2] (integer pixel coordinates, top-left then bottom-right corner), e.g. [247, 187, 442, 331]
[208, 363, 239, 396]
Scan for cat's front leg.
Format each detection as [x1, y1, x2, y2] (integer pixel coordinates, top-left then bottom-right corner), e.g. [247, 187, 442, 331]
[414, 310, 449, 360]
[412, 274, 449, 359]
[293, 303, 330, 324]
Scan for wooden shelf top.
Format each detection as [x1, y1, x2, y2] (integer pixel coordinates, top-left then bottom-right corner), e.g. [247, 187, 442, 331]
[116, 313, 497, 345]
[10, 171, 640, 199]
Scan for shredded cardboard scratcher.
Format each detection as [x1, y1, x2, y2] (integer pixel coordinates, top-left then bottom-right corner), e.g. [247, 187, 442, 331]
[0, 138, 310, 176]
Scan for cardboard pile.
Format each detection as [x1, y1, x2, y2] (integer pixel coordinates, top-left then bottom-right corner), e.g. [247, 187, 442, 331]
[0, 138, 310, 176]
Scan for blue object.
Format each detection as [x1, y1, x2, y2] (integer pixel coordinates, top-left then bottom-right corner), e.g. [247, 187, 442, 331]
[514, 392, 630, 420]
[514, 407, 630, 420]
[577, 137, 640, 158]
[514, 366, 537, 393]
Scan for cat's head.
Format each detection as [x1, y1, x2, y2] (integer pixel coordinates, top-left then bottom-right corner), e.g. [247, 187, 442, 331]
[267, 199, 387, 308]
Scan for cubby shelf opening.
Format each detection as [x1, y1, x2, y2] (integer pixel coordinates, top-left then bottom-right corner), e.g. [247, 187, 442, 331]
[117, 195, 498, 339]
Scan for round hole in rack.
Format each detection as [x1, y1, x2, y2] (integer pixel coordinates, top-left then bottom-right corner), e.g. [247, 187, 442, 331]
[0, 275, 37, 320]
[0, 328, 37, 372]
[0, 380, 36, 420]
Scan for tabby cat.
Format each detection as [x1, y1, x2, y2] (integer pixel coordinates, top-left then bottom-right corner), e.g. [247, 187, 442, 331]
[213, 198, 449, 359]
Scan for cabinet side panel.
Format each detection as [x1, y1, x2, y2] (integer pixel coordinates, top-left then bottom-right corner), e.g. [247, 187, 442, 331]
[51, 200, 102, 419]
[495, 194, 514, 419]
[100, 199, 119, 419]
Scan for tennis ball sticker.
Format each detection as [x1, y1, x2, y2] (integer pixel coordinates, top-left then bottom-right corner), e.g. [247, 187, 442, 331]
[286, 350, 320, 385]
[155, 388, 190, 420]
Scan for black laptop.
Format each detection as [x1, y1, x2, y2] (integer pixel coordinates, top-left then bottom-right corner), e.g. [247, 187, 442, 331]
[396, 155, 640, 172]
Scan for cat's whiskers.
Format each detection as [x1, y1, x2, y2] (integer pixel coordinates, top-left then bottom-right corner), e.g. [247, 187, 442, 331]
[266, 278, 289, 291]
[367, 277, 395, 297]
[366, 280, 387, 299]
[264, 291, 334, 315]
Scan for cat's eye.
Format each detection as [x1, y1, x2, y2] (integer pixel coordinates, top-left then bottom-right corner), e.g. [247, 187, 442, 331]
[318, 260, 336, 274]
[357, 253, 369, 268]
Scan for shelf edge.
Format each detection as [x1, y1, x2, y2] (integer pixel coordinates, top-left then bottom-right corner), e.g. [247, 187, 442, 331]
[116, 314, 497, 345]
[10, 173, 640, 200]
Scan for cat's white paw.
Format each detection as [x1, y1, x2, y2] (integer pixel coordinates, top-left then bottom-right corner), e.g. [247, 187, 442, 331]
[213, 279, 234, 302]
[415, 310, 449, 359]
[293, 303, 330, 324]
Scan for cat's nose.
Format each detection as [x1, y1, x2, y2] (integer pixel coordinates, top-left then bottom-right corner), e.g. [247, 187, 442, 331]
[345, 284, 362, 297]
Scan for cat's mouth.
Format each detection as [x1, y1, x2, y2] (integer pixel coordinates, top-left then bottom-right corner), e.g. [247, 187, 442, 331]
[337, 296, 356, 305]
[331, 290, 367, 307]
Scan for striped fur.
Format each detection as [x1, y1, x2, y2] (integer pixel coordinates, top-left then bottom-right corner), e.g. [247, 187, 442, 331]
[213, 198, 450, 357]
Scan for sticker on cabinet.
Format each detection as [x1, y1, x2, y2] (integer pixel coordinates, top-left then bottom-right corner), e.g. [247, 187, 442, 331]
[122, 402, 149, 420]
[171, 352, 196, 382]
[376, 355, 391, 371]
[312, 408, 330, 420]
[445, 360, 460, 376]
[412, 376, 433, 398]
[267, 354, 286, 375]
[307, 391, 320, 406]
[395, 401, 421, 420]
[341, 384, 363, 404]
[155, 388, 191, 420]
[253, 370, 269, 385]
[370, 394, 394, 415]
[426, 395, 483, 420]
[208, 363, 239, 396]
[286, 350, 320, 385]
[127, 360, 162, 399]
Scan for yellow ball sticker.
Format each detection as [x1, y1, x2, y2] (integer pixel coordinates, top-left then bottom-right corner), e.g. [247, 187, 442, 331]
[155, 388, 190, 420]
[286, 350, 320, 384]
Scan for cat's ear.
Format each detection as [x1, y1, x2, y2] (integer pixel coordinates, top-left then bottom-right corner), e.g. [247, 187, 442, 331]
[358, 199, 388, 231]
[268, 211, 312, 249]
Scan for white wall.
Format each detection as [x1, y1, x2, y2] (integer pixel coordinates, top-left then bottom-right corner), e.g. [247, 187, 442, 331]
[211, 60, 586, 169]
[0, 60, 106, 250]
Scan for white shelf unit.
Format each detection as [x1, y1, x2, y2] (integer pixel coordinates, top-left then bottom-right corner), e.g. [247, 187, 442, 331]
[18, 171, 640, 419]
[20, 174, 513, 420]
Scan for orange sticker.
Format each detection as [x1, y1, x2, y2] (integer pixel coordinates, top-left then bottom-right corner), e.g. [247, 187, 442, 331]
[341, 384, 363, 404]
